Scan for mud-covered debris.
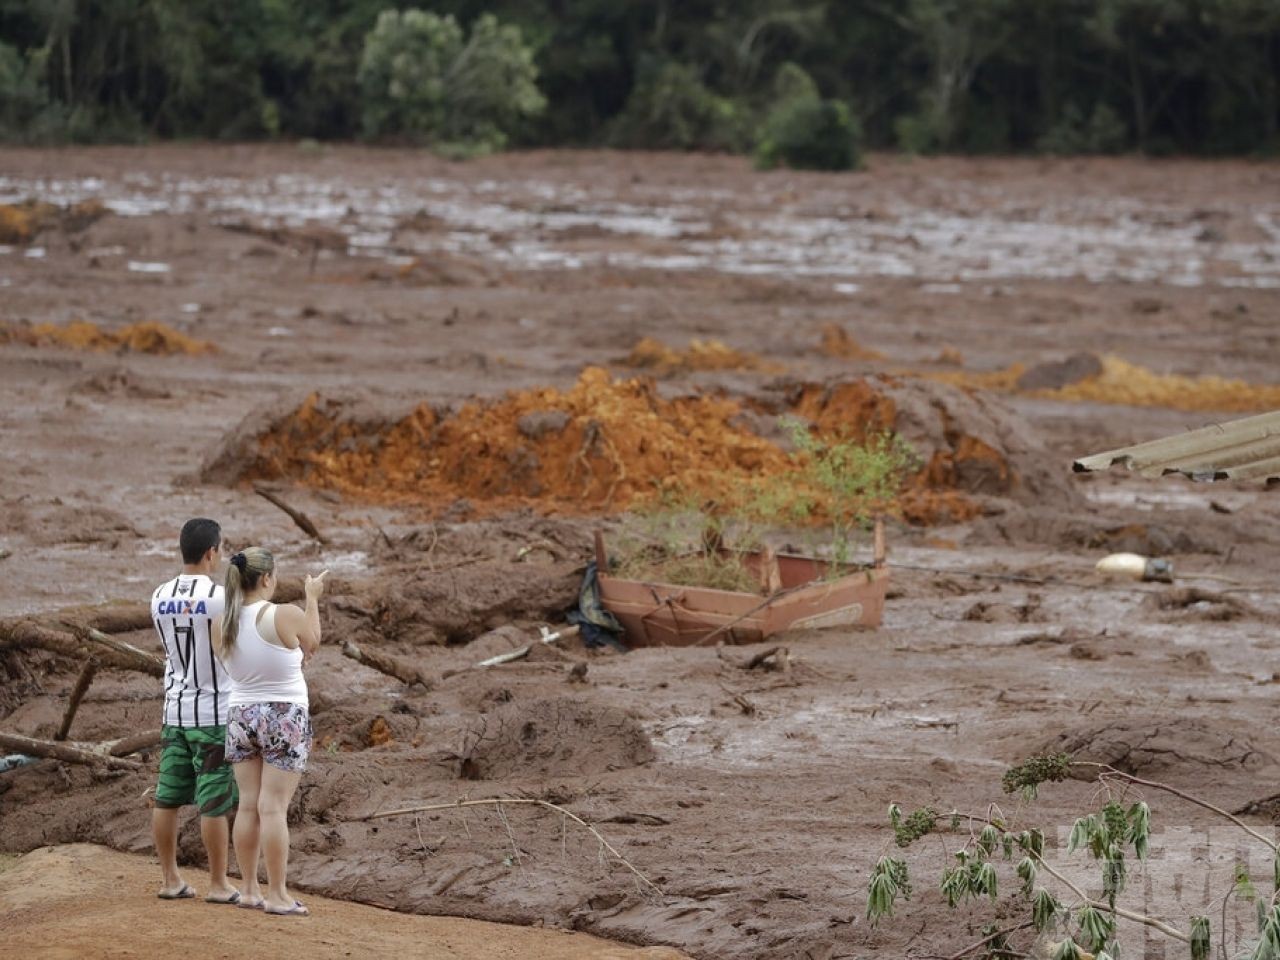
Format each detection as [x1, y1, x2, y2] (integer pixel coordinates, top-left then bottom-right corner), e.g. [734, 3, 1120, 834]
[1015, 352, 1103, 391]
[1039, 718, 1270, 780]
[458, 697, 654, 780]
[1142, 587, 1261, 622]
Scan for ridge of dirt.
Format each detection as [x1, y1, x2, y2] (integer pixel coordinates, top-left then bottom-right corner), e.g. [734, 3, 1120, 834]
[0, 844, 687, 960]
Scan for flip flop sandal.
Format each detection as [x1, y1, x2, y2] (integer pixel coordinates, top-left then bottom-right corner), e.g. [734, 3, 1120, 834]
[206, 891, 242, 905]
[265, 900, 309, 917]
[157, 883, 195, 900]
[236, 897, 266, 911]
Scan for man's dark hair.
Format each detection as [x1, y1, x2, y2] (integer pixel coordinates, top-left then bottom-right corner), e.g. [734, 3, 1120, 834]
[179, 518, 222, 564]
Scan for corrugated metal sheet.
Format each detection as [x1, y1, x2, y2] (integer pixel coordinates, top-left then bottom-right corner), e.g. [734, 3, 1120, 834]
[1073, 410, 1280, 483]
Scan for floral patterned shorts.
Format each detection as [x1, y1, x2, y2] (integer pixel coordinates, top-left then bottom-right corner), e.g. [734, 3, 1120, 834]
[225, 702, 313, 773]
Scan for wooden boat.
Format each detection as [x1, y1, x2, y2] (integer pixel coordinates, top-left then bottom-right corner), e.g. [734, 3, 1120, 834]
[595, 521, 889, 647]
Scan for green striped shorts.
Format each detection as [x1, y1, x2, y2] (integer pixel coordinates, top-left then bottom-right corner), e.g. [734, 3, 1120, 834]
[156, 725, 237, 817]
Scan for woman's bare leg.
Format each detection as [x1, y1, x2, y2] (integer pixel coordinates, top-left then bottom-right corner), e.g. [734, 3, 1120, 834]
[259, 763, 303, 913]
[230, 758, 264, 905]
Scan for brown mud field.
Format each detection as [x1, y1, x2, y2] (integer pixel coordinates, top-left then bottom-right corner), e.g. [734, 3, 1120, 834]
[3, 146, 1280, 959]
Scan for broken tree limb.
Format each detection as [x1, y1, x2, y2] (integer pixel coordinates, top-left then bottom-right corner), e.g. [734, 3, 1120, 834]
[83, 606, 154, 634]
[0, 732, 143, 771]
[78, 628, 164, 675]
[254, 484, 329, 544]
[55, 657, 99, 742]
[742, 645, 785, 670]
[0, 620, 163, 676]
[102, 729, 163, 757]
[341, 640, 432, 689]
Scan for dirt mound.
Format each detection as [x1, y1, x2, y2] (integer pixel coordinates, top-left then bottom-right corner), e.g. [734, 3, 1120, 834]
[1040, 718, 1270, 780]
[0, 320, 216, 355]
[0, 198, 106, 244]
[817, 324, 884, 361]
[619, 337, 782, 375]
[1015, 352, 1103, 391]
[774, 374, 1079, 512]
[458, 697, 654, 780]
[12, 503, 142, 547]
[74, 368, 174, 399]
[203, 368, 790, 512]
[349, 561, 582, 645]
[1142, 587, 1264, 622]
[926, 353, 1280, 413]
[204, 368, 1068, 525]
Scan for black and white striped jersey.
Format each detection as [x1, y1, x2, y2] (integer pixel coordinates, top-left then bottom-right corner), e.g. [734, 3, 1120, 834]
[150, 574, 230, 729]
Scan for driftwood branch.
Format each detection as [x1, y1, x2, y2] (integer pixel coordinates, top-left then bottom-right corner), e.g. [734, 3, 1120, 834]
[78, 627, 164, 675]
[254, 484, 329, 544]
[0, 731, 144, 770]
[0, 619, 163, 676]
[358, 797, 662, 896]
[84, 607, 155, 634]
[342, 640, 433, 689]
[103, 729, 163, 757]
[742, 645, 790, 671]
[55, 657, 98, 741]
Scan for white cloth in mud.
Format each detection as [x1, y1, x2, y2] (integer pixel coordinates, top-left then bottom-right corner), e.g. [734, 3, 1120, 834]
[222, 600, 308, 708]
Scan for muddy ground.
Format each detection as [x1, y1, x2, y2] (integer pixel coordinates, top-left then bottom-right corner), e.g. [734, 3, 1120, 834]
[3, 146, 1280, 959]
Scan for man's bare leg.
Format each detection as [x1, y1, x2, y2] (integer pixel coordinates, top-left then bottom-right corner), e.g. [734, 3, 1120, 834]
[153, 807, 187, 896]
[201, 815, 238, 901]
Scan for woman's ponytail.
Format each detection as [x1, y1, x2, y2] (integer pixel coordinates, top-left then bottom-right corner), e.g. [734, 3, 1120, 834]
[220, 562, 244, 657]
[218, 547, 274, 658]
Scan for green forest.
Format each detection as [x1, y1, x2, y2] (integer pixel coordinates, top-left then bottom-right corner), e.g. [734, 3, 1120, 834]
[1, 1, 1278, 167]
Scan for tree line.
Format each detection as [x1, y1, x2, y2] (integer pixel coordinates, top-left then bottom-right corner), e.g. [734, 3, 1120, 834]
[1, 1, 1277, 168]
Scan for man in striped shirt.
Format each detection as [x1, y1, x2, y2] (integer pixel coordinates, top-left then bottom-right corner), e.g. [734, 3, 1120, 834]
[150, 517, 240, 903]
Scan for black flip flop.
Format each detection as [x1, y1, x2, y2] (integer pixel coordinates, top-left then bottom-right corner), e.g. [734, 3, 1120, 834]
[158, 883, 195, 900]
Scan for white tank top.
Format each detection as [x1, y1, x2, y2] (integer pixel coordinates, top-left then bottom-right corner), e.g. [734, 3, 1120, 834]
[223, 601, 308, 709]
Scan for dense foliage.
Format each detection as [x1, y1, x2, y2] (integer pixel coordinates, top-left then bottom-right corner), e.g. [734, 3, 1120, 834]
[1, 0, 1278, 161]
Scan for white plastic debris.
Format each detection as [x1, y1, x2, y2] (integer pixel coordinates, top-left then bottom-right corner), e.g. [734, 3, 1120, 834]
[1096, 552, 1174, 583]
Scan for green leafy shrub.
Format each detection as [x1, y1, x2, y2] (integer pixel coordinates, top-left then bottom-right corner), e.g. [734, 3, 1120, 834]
[0, 42, 50, 140]
[358, 9, 545, 152]
[1037, 103, 1127, 155]
[609, 58, 745, 151]
[755, 95, 861, 171]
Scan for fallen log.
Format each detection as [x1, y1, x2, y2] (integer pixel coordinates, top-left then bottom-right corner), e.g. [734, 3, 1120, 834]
[103, 729, 163, 757]
[0, 620, 163, 676]
[85, 607, 155, 634]
[255, 484, 329, 545]
[78, 627, 164, 675]
[55, 657, 99, 742]
[341, 640, 433, 689]
[0, 732, 143, 771]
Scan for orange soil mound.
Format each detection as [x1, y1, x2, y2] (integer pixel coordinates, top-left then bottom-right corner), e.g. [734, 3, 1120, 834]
[229, 369, 987, 525]
[620, 337, 783, 375]
[0, 199, 107, 244]
[242, 367, 787, 510]
[0, 320, 216, 355]
[818, 324, 885, 361]
[923, 354, 1280, 413]
[783, 381, 983, 523]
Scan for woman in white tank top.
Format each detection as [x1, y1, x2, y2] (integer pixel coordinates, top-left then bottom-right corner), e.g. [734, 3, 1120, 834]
[213, 546, 328, 917]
